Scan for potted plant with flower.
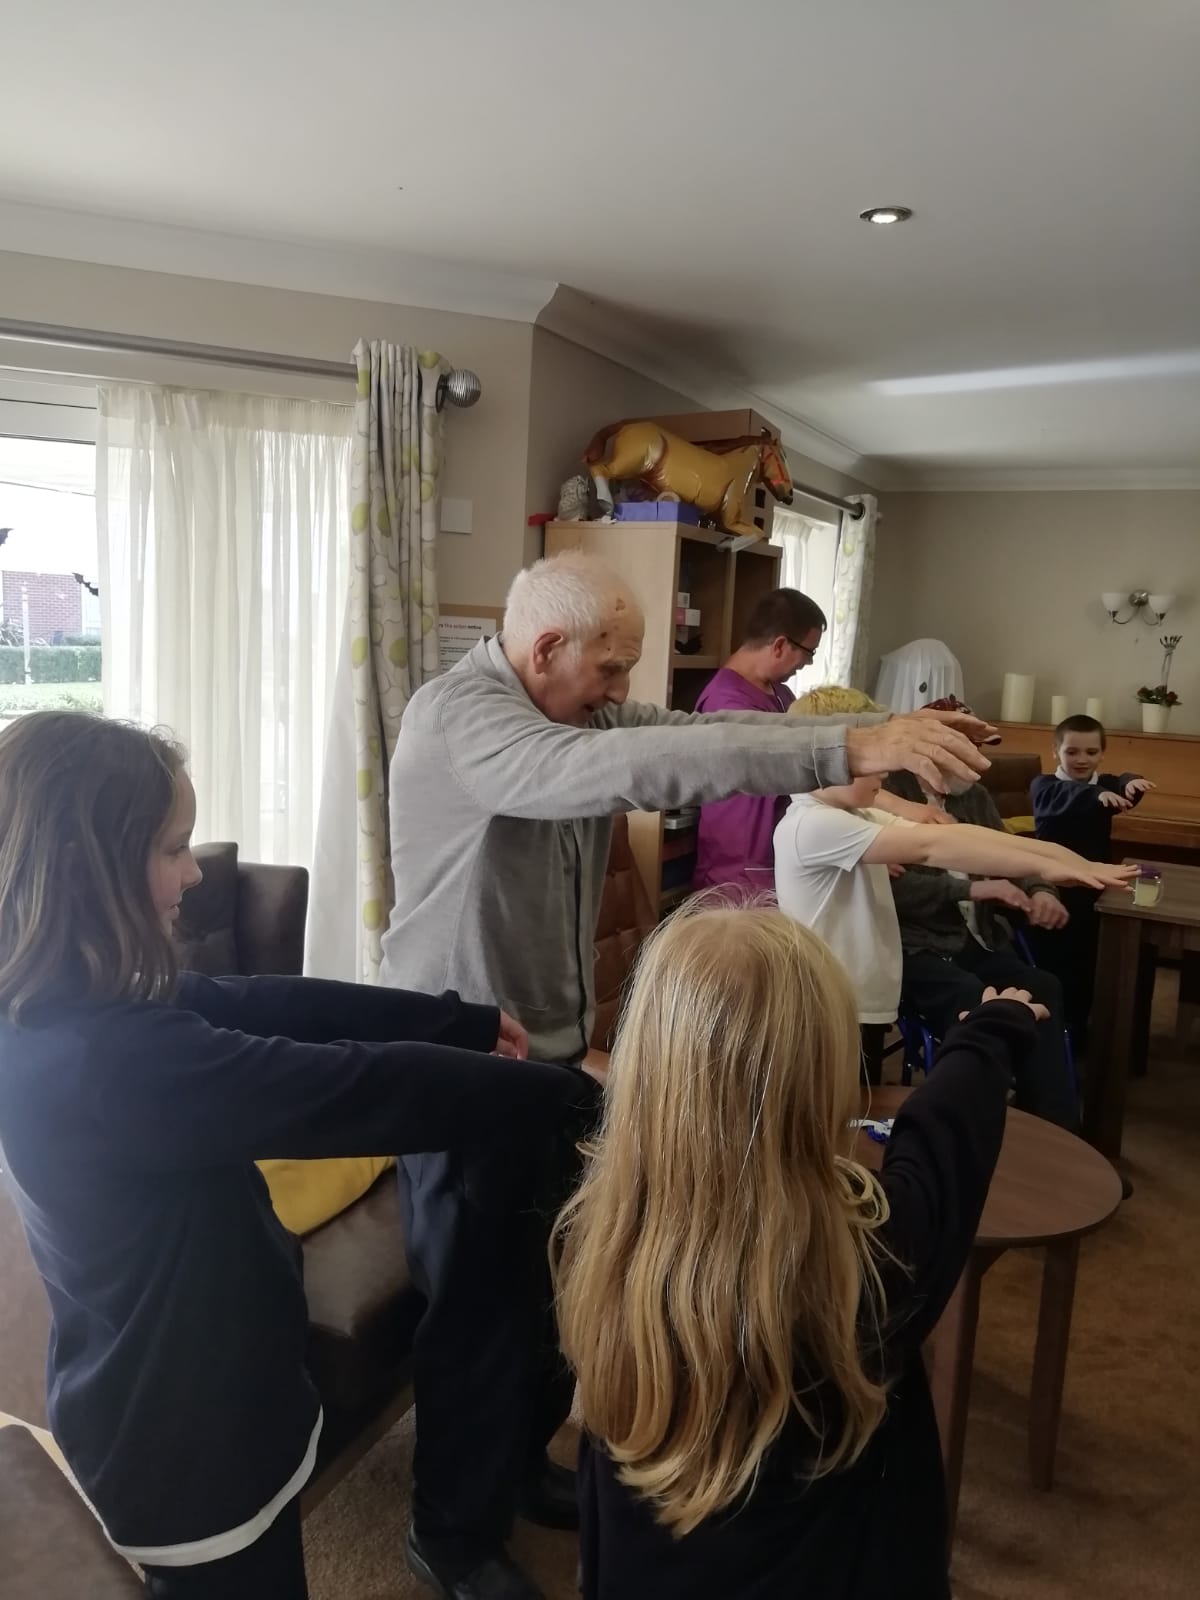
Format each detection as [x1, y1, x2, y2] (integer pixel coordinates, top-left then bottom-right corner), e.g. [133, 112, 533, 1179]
[1137, 635, 1182, 731]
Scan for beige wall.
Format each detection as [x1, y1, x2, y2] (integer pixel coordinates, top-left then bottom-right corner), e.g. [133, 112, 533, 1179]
[0, 249, 536, 606]
[870, 490, 1200, 734]
[523, 328, 701, 562]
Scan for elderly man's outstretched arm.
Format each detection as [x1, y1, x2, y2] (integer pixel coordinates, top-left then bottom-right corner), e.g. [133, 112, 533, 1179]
[433, 676, 989, 821]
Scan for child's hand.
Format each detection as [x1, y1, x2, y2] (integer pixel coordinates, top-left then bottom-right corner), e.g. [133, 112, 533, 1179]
[1126, 778, 1156, 800]
[494, 1010, 529, 1059]
[921, 803, 957, 825]
[969, 878, 1033, 913]
[1099, 790, 1132, 810]
[887, 862, 906, 879]
[960, 985, 1050, 1024]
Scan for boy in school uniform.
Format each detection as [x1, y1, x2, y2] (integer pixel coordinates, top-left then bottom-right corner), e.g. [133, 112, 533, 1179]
[1030, 714, 1154, 1032]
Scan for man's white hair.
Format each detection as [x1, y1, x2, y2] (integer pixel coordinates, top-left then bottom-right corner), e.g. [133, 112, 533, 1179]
[503, 551, 636, 652]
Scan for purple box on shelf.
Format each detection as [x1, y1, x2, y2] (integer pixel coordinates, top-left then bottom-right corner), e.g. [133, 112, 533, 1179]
[614, 501, 701, 525]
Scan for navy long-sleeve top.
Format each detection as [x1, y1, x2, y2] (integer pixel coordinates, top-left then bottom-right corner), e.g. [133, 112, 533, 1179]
[578, 1002, 1036, 1600]
[1031, 770, 1143, 860]
[0, 973, 590, 1564]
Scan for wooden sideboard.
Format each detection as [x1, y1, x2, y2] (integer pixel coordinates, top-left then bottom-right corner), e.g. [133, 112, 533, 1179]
[994, 722, 1200, 859]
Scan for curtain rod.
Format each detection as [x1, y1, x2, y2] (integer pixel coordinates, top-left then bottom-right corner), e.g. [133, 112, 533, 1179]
[1, 319, 859, 511]
[0, 316, 354, 381]
[0, 318, 485, 410]
[790, 480, 865, 520]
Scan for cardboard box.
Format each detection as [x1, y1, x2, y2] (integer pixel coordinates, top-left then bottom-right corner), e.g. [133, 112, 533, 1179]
[613, 501, 701, 525]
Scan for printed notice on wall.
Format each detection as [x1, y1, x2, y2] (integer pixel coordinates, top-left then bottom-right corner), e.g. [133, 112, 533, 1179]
[438, 612, 500, 674]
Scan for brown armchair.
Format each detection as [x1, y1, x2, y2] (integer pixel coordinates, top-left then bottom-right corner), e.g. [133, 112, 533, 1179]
[179, 842, 309, 976]
[980, 751, 1042, 819]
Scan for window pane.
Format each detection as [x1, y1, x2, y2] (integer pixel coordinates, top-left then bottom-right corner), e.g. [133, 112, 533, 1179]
[0, 438, 101, 730]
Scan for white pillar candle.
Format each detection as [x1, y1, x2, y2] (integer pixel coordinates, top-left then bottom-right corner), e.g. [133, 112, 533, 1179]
[1085, 697, 1104, 721]
[1050, 694, 1069, 723]
[1000, 672, 1036, 724]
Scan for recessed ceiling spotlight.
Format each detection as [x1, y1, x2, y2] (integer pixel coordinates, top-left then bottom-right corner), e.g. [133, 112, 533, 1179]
[860, 206, 913, 224]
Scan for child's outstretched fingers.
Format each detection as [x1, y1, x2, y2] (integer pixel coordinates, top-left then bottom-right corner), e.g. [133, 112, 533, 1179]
[960, 985, 1050, 1024]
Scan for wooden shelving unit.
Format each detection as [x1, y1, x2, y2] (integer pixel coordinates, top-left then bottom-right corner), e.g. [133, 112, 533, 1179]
[545, 518, 783, 907]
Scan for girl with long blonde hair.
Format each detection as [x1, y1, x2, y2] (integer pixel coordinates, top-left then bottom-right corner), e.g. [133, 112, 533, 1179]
[555, 901, 1046, 1599]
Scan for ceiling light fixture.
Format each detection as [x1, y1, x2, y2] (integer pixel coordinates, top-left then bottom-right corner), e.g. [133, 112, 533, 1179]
[860, 206, 913, 225]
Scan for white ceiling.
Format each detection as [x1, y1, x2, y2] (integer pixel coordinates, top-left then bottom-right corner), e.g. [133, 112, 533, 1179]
[3, 0, 1199, 485]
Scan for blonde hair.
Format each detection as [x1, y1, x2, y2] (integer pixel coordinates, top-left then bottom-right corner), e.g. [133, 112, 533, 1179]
[0, 712, 185, 1024]
[554, 903, 890, 1537]
[791, 684, 885, 717]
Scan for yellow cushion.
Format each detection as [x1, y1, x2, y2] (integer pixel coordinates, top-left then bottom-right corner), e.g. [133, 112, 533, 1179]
[1006, 815, 1036, 835]
[257, 1156, 396, 1236]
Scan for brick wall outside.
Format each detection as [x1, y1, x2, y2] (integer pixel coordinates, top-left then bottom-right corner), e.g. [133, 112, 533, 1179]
[0, 571, 84, 642]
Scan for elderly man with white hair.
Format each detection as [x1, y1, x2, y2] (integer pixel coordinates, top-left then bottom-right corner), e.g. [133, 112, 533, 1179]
[382, 552, 991, 1600]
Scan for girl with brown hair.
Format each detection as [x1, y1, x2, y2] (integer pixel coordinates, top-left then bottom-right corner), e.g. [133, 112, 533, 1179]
[0, 711, 586, 1600]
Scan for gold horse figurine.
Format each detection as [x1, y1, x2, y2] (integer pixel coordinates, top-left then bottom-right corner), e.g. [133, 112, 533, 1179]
[583, 421, 794, 538]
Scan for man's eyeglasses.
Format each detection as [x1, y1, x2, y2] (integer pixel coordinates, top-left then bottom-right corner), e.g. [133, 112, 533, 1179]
[787, 638, 817, 664]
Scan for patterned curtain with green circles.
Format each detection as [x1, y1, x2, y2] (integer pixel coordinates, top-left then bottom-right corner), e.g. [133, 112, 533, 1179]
[349, 340, 446, 978]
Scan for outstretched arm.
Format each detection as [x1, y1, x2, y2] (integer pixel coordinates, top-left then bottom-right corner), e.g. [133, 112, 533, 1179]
[1032, 773, 1106, 824]
[876, 998, 1038, 1354]
[862, 820, 1134, 890]
[87, 1005, 591, 1172]
[436, 681, 989, 820]
[178, 973, 501, 1052]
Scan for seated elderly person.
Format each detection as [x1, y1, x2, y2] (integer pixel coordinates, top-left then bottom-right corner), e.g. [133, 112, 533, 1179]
[881, 762, 1078, 1128]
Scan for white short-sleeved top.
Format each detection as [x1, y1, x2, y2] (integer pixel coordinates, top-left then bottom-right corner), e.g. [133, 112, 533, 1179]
[774, 797, 906, 1025]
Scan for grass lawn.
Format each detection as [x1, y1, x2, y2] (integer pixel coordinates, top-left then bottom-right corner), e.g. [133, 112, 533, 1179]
[0, 682, 103, 719]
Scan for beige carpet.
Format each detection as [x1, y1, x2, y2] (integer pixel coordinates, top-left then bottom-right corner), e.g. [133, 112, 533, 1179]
[305, 976, 1199, 1599]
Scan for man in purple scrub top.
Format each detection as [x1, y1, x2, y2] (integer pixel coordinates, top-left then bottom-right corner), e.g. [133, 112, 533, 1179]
[692, 588, 826, 896]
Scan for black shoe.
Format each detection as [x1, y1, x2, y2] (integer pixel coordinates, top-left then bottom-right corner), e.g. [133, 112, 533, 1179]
[406, 1527, 546, 1600]
[516, 1456, 579, 1531]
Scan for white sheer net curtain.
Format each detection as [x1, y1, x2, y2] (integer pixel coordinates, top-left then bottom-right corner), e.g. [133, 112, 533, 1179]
[97, 386, 352, 866]
[770, 507, 839, 695]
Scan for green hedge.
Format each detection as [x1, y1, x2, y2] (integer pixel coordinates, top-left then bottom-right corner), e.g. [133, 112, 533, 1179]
[0, 645, 102, 685]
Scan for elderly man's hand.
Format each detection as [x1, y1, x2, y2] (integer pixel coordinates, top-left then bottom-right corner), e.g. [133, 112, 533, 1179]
[914, 707, 998, 745]
[845, 715, 990, 796]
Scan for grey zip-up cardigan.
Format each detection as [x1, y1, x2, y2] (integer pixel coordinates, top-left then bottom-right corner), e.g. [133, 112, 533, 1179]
[380, 637, 885, 1063]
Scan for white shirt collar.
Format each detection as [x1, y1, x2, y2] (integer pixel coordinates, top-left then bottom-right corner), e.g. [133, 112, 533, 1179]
[1055, 764, 1098, 784]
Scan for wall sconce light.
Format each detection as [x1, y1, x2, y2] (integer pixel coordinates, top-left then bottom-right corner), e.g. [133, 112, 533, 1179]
[1100, 590, 1175, 625]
